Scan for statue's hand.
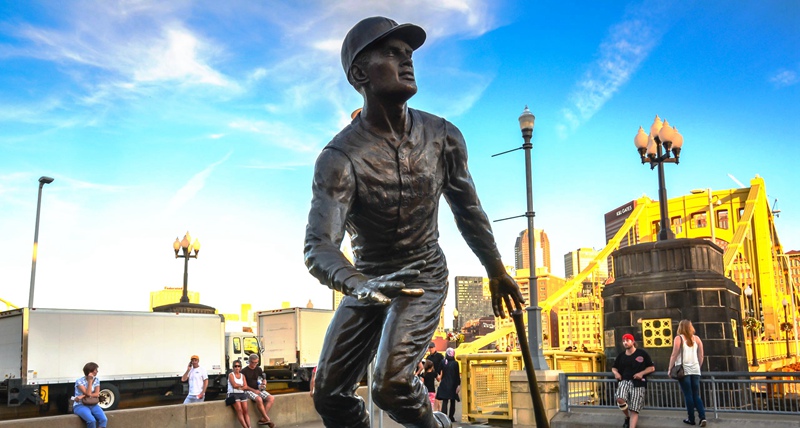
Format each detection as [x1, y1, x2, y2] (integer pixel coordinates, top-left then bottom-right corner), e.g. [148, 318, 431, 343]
[353, 260, 426, 305]
[489, 273, 526, 318]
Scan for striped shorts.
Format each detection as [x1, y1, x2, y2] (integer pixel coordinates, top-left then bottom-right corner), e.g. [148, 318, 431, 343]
[615, 380, 646, 413]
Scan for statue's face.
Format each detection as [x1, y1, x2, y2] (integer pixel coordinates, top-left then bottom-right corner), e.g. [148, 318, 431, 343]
[361, 37, 417, 102]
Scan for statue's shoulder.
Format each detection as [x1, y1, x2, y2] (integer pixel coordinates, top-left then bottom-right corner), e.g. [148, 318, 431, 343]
[410, 108, 460, 137]
[325, 122, 367, 153]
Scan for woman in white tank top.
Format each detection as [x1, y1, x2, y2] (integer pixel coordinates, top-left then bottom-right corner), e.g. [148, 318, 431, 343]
[228, 362, 251, 428]
[668, 319, 707, 427]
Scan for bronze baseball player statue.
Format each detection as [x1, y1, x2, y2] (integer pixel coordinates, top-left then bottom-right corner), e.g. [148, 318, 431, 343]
[304, 16, 525, 428]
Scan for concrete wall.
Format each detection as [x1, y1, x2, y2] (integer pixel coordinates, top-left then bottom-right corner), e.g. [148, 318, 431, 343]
[0, 391, 322, 428]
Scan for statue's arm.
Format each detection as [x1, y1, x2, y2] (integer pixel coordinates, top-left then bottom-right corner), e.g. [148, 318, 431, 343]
[304, 148, 367, 295]
[442, 121, 525, 316]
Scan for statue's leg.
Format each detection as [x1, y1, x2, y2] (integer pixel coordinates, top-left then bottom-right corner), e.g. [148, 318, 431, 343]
[314, 296, 384, 428]
[371, 275, 447, 428]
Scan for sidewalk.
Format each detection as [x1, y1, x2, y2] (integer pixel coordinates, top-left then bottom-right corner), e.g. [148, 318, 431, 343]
[281, 401, 506, 428]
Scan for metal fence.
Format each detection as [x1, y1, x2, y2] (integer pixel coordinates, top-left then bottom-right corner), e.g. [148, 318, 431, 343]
[559, 371, 800, 417]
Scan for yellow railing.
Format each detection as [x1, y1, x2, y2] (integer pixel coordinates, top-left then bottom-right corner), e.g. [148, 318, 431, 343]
[457, 350, 605, 421]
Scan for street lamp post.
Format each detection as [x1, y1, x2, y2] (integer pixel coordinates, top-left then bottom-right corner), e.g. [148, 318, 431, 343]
[453, 308, 459, 332]
[28, 176, 55, 308]
[744, 285, 758, 366]
[515, 106, 550, 371]
[173, 232, 201, 303]
[633, 116, 684, 241]
[783, 298, 791, 358]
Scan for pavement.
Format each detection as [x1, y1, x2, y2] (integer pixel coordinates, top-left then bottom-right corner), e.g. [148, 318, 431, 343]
[281, 401, 507, 428]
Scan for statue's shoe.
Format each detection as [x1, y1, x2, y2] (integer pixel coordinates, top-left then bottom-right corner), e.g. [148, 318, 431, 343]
[433, 411, 452, 428]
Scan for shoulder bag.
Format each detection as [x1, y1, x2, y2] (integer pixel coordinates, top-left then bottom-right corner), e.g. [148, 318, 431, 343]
[670, 336, 686, 380]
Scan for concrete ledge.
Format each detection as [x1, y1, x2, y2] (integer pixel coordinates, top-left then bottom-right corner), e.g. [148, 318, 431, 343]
[0, 391, 322, 428]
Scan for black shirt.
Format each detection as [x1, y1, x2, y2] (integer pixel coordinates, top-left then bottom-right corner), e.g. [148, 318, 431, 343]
[613, 348, 654, 388]
[426, 351, 444, 375]
[240, 365, 263, 390]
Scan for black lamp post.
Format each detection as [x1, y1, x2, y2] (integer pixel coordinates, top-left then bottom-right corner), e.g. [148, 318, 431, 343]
[783, 298, 791, 358]
[633, 116, 684, 241]
[28, 176, 55, 308]
[744, 285, 758, 366]
[173, 232, 201, 303]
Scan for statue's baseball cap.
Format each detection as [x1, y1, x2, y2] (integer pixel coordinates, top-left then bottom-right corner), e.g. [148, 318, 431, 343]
[341, 16, 426, 76]
[622, 334, 635, 342]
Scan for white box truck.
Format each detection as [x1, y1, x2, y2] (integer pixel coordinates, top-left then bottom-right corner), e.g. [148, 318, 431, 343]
[256, 307, 333, 390]
[0, 308, 259, 412]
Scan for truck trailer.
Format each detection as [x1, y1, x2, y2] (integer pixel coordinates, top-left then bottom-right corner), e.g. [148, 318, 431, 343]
[0, 308, 258, 412]
[256, 307, 333, 390]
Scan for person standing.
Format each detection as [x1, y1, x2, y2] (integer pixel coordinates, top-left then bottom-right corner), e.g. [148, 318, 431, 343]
[668, 320, 707, 427]
[304, 15, 526, 428]
[426, 342, 444, 375]
[228, 361, 251, 428]
[435, 348, 461, 423]
[182, 355, 208, 404]
[241, 353, 275, 427]
[421, 360, 439, 408]
[611, 334, 655, 428]
[73, 362, 108, 428]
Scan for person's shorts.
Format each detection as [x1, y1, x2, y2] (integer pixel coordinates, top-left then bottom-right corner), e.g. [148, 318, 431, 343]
[428, 392, 436, 405]
[615, 380, 645, 413]
[226, 392, 248, 405]
[246, 390, 272, 402]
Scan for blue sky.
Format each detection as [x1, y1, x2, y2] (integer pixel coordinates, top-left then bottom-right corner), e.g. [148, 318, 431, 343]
[1, 1, 798, 318]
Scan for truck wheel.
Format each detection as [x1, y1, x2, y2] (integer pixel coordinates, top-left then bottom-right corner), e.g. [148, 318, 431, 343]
[98, 383, 120, 410]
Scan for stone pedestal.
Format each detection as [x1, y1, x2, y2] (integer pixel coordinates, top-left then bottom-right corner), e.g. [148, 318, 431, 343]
[152, 302, 217, 314]
[602, 239, 747, 372]
[510, 370, 560, 427]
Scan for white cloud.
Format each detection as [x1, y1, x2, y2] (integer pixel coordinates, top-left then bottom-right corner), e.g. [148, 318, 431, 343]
[228, 119, 319, 153]
[166, 152, 232, 214]
[769, 69, 799, 88]
[556, 1, 671, 138]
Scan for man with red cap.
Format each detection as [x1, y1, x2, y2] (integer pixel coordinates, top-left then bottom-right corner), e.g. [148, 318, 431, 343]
[612, 334, 655, 428]
[304, 16, 525, 428]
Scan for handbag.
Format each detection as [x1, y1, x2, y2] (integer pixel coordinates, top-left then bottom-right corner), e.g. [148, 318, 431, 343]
[82, 395, 100, 405]
[670, 336, 686, 380]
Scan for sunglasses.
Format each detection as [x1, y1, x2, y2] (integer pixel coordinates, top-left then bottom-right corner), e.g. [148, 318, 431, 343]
[233, 365, 242, 368]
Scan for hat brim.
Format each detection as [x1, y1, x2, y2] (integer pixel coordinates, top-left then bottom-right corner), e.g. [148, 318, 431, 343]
[364, 23, 426, 55]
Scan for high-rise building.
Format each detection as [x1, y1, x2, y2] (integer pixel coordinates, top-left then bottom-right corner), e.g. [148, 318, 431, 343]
[564, 248, 609, 280]
[454, 276, 492, 330]
[514, 228, 550, 273]
[509, 269, 566, 348]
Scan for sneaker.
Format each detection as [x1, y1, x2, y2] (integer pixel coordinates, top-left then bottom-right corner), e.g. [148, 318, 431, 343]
[433, 411, 452, 428]
[683, 419, 696, 425]
[699, 420, 707, 427]
[623, 417, 630, 428]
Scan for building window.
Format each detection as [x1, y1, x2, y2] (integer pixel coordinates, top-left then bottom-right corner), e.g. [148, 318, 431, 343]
[691, 212, 707, 228]
[642, 318, 673, 347]
[738, 207, 745, 220]
[671, 216, 683, 234]
[652, 220, 660, 237]
[717, 209, 729, 229]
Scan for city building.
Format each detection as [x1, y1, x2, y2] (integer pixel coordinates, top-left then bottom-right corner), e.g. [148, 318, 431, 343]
[507, 268, 566, 348]
[454, 276, 492, 330]
[514, 228, 551, 273]
[564, 248, 609, 280]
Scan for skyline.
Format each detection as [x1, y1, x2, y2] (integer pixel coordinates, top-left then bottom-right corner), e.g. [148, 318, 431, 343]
[1, 1, 798, 318]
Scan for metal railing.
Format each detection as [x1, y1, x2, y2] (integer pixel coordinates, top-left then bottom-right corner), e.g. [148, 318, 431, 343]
[559, 371, 800, 417]
[458, 350, 604, 420]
